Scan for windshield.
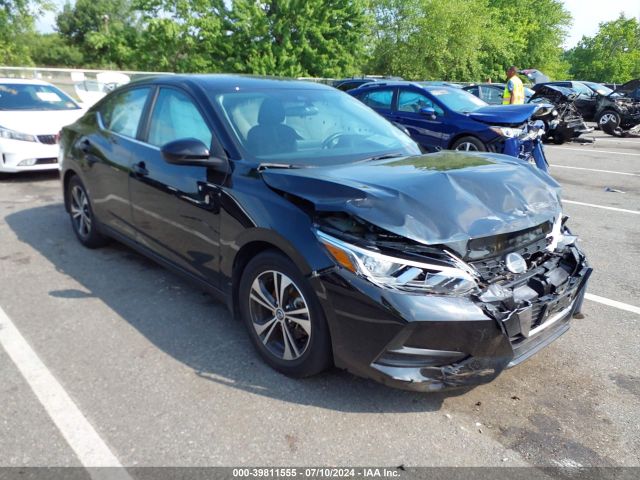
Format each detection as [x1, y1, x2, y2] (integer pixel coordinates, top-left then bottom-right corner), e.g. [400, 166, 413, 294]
[213, 89, 420, 166]
[0, 83, 80, 111]
[582, 82, 613, 96]
[427, 87, 487, 113]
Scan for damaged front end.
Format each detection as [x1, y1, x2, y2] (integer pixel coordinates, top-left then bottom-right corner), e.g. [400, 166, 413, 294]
[529, 85, 594, 144]
[260, 152, 591, 391]
[312, 212, 591, 392]
[471, 218, 591, 367]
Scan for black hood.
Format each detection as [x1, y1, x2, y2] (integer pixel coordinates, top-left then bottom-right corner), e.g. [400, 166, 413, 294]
[614, 79, 640, 97]
[261, 152, 562, 248]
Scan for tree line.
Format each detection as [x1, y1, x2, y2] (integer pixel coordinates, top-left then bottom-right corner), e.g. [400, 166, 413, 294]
[1, 0, 639, 83]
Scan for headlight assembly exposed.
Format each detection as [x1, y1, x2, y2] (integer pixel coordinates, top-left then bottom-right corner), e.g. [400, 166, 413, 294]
[316, 230, 478, 295]
[489, 126, 523, 138]
[0, 126, 38, 143]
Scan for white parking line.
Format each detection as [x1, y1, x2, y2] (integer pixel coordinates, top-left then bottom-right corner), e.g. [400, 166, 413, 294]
[563, 200, 640, 215]
[550, 165, 640, 177]
[592, 139, 640, 144]
[0, 305, 129, 474]
[547, 146, 640, 157]
[585, 294, 640, 315]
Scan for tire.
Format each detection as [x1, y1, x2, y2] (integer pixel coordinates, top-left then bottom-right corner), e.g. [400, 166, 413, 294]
[597, 110, 621, 135]
[238, 250, 332, 377]
[451, 136, 487, 152]
[67, 175, 109, 248]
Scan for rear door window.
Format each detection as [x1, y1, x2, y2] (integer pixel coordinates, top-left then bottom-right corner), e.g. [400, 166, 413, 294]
[359, 89, 394, 111]
[466, 86, 479, 97]
[99, 88, 150, 138]
[481, 86, 503, 104]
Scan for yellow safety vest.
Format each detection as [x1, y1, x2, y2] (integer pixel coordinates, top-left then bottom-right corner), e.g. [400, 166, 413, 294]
[503, 76, 525, 105]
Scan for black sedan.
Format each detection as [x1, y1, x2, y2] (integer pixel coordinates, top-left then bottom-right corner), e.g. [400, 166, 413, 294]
[59, 75, 591, 391]
[531, 81, 600, 120]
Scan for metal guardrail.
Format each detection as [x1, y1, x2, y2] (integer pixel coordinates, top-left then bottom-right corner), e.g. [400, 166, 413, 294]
[0, 67, 337, 104]
[0, 66, 173, 101]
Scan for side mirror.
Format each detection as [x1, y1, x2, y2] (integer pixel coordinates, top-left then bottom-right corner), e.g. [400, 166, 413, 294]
[419, 106, 437, 119]
[161, 138, 228, 171]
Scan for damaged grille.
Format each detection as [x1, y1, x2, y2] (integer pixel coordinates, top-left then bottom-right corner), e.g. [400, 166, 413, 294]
[469, 236, 550, 282]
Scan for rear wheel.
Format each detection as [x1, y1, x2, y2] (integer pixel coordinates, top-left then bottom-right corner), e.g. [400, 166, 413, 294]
[238, 251, 332, 377]
[67, 176, 109, 248]
[451, 136, 487, 152]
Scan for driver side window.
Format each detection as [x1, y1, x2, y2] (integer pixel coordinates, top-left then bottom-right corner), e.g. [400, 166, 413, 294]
[147, 88, 212, 148]
[397, 90, 444, 115]
[573, 83, 592, 96]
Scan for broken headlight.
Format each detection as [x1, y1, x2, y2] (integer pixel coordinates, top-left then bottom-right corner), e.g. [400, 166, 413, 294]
[316, 230, 478, 295]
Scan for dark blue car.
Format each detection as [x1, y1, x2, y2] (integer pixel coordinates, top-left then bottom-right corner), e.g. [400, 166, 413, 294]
[349, 81, 542, 159]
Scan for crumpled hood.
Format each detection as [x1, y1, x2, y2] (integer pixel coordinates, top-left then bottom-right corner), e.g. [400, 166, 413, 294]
[467, 105, 538, 125]
[261, 151, 562, 248]
[615, 79, 639, 97]
[0, 109, 85, 135]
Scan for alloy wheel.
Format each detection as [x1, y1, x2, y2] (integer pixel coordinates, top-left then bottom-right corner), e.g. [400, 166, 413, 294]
[249, 270, 311, 361]
[599, 113, 617, 125]
[70, 185, 92, 238]
[455, 142, 479, 152]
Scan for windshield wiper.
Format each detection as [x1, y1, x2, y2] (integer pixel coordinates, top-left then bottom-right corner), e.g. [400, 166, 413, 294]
[360, 153, 405, 163]
[257, 162, 298, 171]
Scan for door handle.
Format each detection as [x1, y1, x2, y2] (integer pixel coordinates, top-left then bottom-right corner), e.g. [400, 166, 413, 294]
[132, 161, 149, 176]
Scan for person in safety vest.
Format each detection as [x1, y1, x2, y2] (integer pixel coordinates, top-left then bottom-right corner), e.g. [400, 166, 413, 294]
[503, 66, 525, 105]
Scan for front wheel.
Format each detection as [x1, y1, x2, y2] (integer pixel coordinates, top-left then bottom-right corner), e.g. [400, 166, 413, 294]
[451, 136, 487, 152]
[238, 251, 332, 377]
[597, 110, 621, 135]
[67, 176, 109, 248]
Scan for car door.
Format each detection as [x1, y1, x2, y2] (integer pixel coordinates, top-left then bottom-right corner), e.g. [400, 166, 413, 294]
[393, 88, 447, 151]
[128, 86, 223, 286]
[571, 82, 597, 120]
[80, 86, 152, 239]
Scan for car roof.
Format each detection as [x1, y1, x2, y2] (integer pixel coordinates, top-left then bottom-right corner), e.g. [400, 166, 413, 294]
[351, 80, 460, 93]
[130, 74, 334, 92]
[465, 83, 505, 88]
[0, 77, 55, 86]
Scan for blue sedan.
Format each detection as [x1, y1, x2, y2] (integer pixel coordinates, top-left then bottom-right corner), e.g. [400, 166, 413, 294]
[349, 81, 541, 158]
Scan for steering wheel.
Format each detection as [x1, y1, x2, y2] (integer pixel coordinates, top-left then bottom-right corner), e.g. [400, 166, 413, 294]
[321, 132, 350, 149]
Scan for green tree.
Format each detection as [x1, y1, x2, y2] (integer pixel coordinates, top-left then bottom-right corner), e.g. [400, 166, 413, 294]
[366, 0, 570, 81]
[1, 0, 50, 65]
[226, 0, 371, 78]
[56, 0, 139, 68]
[132, 0, 229, 72]
[25, 32, 85, 67]
[566, 15, 640, 83]
[485, 0, 571, 80]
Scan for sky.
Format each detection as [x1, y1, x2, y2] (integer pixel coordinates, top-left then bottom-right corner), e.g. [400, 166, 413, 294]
[36, 0, 640, 50]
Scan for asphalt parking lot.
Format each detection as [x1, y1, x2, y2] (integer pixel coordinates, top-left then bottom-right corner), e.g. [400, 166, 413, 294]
[1, 130, 638, 470]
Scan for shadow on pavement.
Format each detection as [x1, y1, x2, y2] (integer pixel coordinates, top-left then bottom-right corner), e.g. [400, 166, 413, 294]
[6, 203, 470, 413]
